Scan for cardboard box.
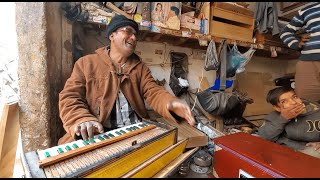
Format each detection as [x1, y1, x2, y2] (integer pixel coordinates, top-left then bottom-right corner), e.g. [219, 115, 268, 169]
[209, 2, 254, 42]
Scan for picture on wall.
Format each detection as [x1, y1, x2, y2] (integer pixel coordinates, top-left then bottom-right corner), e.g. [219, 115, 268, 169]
[151, 2, 181, 30]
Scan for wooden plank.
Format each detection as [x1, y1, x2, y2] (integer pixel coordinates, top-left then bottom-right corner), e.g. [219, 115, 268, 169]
[0, 103, 9, 159]
[199, 76, 210, 91]
[61, 15, 74, 85]
[173, 38, 189, 46]
[213, 116, 224, 133]
[210, 20, 254, 43]
[212, 2, 254, 17]
[212, 7, 254, 26]
[105, 2, 132, 19]
[154, 118, 208, 148]
[151, 33, 163, 41]
[121, 139, 188, 178]
[38, 125, 157, 168]
[153, 147, 199, 178]
[83, 131, 177, 178]
[0, 103, 20, 178]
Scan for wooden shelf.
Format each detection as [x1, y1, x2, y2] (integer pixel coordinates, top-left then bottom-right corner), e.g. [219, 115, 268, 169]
[82, 19, 300, 58]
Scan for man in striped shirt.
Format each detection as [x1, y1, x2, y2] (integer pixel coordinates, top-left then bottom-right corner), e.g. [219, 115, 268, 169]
[280, 2, 320, 103]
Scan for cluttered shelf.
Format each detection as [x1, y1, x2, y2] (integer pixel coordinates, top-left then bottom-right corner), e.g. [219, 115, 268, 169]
[83, 18, 257, 50]
[77, 2, 300, 59]
[85, 19, 300, 59]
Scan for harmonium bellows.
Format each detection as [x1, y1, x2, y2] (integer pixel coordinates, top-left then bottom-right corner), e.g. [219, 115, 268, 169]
[24, 119, 182, 178]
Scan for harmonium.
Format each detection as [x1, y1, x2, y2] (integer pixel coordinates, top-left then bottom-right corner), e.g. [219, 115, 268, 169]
[23, 119, 190, 178]
[213, 132, 320, 178]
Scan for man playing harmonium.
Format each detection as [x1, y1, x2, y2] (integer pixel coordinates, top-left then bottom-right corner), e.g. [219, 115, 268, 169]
[58, 15, 195, 145]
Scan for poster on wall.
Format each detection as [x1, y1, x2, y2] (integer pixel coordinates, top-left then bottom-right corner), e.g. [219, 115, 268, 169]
[151, 2, 181, 30]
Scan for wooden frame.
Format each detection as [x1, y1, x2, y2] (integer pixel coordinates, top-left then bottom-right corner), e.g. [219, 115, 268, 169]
[279, 2, 309, 13]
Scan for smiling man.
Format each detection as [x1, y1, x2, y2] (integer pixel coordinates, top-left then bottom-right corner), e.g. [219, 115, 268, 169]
[58, 15, 195, 145]
[258, 86, 320, 158]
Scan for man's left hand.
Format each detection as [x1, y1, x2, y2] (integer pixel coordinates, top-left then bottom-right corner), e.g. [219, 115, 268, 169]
[298, 34, 310, 49]
[167, 101, 195, 126]
[306, 142, 320, 153]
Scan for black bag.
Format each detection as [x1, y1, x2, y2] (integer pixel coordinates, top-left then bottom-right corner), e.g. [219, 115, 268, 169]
[196, 89, 240, 116]
[169, 52, 189, 97]
[196, 89, 253, 125]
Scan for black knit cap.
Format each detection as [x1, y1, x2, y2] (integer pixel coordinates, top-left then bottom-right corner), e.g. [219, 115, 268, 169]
[106, 15, 139, 40]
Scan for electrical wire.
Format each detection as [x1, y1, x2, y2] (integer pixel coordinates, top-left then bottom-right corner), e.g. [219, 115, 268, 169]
[191, 67, 204, 111]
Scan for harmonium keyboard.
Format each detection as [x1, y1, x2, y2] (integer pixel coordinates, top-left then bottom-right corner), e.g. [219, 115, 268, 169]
[24, 119, 189, 178]
[213, 132, 320, 178]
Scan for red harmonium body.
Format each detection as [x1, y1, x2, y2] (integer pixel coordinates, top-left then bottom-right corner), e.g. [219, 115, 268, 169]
[213, 132, 320, 178]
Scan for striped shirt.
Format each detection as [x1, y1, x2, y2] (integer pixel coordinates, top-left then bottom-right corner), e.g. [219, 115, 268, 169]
[280, 2, 320, 61]
[103, 90, 141, 129]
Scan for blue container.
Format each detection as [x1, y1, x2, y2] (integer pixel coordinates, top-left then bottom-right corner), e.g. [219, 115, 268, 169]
[208, 78, 234, 90]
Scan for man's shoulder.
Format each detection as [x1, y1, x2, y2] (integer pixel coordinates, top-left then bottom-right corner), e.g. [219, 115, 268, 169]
[75, 54, 99, 66]
[265, 111, 281, 121]
[301, 3, 320, 11]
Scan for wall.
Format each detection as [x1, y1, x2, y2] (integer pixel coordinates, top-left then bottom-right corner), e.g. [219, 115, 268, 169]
[16, 2, 73, 152]
[16, 2, 51, 153]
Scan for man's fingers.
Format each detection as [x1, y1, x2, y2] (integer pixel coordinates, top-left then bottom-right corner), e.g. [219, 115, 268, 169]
[80, 124, 89, 140]
[185, 109, 195, 126]
[93, 122, 104, 133]
[74, 125, 81, 136]
[87, 122, 94, 139]
[187, 117, 195, 126]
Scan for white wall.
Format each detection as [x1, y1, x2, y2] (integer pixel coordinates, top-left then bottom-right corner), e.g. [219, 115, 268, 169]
[135, 41, 215, 95]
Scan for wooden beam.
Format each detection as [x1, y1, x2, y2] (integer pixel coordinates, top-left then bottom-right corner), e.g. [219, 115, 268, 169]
[0, 103, 20, 178]
[38, 125, 157, 168]
[105, 2, 132, 19]
[154, 117, 208, 148]
[173, 38, 189, 46]
[152, 147, 199, 178]
[151, 33, 163, 41]
[61, 15, 74, 85]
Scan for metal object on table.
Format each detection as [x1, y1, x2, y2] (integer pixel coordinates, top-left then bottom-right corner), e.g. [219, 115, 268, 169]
[193, 150, 212, 167]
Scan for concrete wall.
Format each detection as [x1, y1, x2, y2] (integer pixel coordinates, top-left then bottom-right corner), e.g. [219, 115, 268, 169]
[16, 2, 51, 152]
[16, 2, 72, 152]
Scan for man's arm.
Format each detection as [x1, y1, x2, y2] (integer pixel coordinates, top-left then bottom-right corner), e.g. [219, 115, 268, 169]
[140, 64, 195, 126]
[280, 11, 305, 50]
[258, 112, 289, 141]
[306, 142, 320, 153]
[59, 58, 100, 139]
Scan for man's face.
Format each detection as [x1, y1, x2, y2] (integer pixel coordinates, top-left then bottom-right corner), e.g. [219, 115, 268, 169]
[168, 9, 175, 18]
[110, 26, 137, 56]
[276, 91, 303, 110]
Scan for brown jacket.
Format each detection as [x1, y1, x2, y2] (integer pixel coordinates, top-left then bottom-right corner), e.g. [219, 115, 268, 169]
[58, 47, 179, 145]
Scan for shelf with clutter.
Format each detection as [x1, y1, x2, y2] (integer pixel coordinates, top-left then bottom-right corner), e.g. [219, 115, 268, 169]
[74, 2, 299, 58]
